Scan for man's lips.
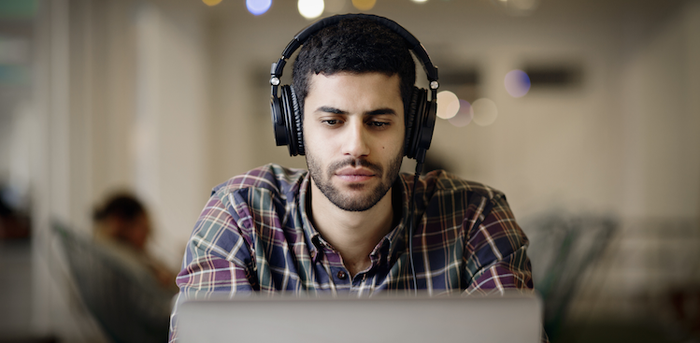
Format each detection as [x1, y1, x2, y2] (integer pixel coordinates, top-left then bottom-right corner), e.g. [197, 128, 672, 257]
[334, 167, 376, 182]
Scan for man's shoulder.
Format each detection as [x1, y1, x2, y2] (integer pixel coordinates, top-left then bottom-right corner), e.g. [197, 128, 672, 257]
[411, 169, 506, 202]
[211, 163, 308, 198]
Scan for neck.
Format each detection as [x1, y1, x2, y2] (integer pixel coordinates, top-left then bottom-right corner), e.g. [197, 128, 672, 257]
[309, 181, 395, 277]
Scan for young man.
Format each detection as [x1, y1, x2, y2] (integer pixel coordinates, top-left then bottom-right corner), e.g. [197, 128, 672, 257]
[169, 15, 534, 341]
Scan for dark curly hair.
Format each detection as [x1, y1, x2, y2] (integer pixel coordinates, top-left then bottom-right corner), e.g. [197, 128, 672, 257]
[291, 17, 416, 118]
[93, 193, 146, 223]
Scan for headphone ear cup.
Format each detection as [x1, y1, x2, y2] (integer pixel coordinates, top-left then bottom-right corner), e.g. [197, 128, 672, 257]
[405, 87, 427, 160]
[271, 86, 289, 148]
[415, 95, 437, 164]
[289, 86, 304, 155]
[404, 87, 419, 158]
[281, 85, 304, 156]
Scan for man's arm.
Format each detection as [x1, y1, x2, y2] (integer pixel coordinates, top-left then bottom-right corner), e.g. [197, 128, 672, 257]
[463, 193, 533, 295]
[168, 193, 256, 342]
[461, 193, 550, 343]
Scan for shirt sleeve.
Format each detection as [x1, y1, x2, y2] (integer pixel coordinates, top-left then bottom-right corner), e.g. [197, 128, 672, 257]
[463, 193, 534, 295]
[462, 194, 549, 343]
[168, 191, 256, 342]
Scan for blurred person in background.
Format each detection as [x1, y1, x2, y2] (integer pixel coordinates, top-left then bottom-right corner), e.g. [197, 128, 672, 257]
[93, 192, 176, 291]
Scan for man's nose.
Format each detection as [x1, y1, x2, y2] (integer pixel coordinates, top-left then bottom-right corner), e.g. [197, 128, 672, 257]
[342, 120, 370, 158]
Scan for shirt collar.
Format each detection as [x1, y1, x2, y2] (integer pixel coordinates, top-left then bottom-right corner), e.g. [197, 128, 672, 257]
[297, 171, 416, 265]
[297, 172, 323, 262]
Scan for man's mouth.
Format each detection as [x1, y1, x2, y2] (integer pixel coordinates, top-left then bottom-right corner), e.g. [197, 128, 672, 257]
[335, 167, 376, 182]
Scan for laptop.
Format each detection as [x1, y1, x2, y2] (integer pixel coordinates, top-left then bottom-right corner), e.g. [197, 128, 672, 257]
[178, 292, 543, 343]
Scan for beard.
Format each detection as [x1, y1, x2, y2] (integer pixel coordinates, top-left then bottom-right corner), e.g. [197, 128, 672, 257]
[306, 151, 403, 212]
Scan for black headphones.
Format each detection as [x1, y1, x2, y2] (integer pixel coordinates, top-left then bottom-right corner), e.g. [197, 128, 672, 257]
[269, 13, 439, 165]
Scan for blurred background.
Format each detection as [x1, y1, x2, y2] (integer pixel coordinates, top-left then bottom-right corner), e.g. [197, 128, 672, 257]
[0, 0, 698, 342]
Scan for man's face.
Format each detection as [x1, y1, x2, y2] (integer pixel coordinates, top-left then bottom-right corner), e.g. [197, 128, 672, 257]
[303, 72, 405, 212]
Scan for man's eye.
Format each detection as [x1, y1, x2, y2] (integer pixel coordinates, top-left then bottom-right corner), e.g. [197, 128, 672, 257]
[369, 121, 389, 128]
[322, 119, 340, 126]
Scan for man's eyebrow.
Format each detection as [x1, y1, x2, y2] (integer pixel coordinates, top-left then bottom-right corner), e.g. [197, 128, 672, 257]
[314, 106, 398, 116]
[366, 108, 398, 116]
[316, 106, 347, 115]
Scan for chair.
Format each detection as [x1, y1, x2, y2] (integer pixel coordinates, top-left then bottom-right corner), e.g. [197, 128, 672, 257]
[53, 223, 175, 343]
[523, 213, 617, 340]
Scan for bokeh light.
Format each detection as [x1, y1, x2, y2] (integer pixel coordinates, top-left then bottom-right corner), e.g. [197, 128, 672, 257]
[491, 0, 540, 16]
[246, 0, 272, 15]
[298, 0, 324, 19]
[504, 69, 531, 98]
[448, 100, 474, 127]
[325, 0, 347, 13]
[436, 90, 459, 119]
[511, 0, 539, 11]
[472, 98, 498, 126]
[352, 0, 376, 11]
[411, 0, 429, 3]
[202, 0, 222, 6]
[446, 97, 461, 120]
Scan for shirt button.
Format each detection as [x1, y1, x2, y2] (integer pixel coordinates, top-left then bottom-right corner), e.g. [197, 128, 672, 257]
[337, 270, 347, 280]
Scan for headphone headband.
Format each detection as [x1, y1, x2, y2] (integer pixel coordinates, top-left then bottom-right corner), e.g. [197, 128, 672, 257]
[271, 14, 438, 85]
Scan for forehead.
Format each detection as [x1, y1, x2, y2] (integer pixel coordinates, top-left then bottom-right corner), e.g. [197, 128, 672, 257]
[305, 72, 403, 113]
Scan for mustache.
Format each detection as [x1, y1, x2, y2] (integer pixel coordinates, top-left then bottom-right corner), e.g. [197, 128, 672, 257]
[328, 158, 383, 176]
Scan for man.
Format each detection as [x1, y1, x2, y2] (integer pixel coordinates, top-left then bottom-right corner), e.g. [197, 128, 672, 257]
[169, 14, 534, 341]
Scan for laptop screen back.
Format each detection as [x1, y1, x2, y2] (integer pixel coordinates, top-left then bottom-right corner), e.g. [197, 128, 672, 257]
[178, 292, 543, 343]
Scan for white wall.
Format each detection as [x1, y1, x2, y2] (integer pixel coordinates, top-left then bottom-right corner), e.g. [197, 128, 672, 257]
[26, 0, 210, 339]
[132, 0, 210, 271]
[570, 0, 700, 320]
[619, 2, 700, 220]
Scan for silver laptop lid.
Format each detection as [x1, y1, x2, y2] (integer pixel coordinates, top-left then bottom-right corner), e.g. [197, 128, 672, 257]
[178, 292, 543, 343]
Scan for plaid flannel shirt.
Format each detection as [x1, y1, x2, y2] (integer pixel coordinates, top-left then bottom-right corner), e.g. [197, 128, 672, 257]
[169, 163, 534, 341]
